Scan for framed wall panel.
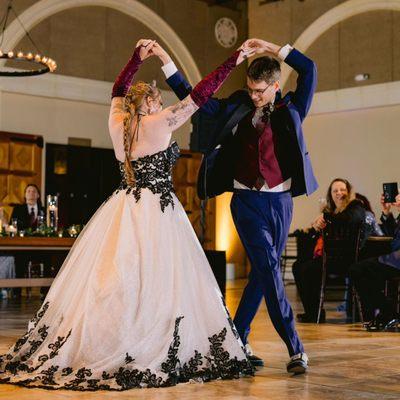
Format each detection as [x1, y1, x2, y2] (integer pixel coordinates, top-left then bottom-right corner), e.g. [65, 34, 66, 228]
[0, 141, 9, 171]
[0, 132, 43, 221]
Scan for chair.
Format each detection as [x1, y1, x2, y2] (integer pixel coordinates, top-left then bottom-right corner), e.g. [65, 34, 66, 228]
[280, 233, 297, 283]
[384, 276, 400, 331]
[0, 256, 16, 298]
[25, 261, 45, 299]
[317, 221, 362, 323]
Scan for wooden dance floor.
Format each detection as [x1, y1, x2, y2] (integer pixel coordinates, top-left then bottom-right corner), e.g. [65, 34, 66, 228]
[1, 280, 399, 400]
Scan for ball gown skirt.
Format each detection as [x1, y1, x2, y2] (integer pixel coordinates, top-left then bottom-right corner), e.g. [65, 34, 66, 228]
[0, 143, 253, 391]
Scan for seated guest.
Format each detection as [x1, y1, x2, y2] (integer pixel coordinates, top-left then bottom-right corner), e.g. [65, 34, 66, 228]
[293, 178, 367, 323]
[356, 193, 384, 237]
[350, 193, 400, 329]
[380, 194, 400, 237]
[9, 184, 45, 298]
[10, 184, 45, 231]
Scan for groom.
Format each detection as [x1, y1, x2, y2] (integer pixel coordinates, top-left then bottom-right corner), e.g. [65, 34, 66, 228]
[157, 39, 317, 374]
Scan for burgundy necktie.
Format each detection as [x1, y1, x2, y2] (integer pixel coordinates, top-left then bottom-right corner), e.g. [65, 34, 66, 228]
[254, 116, 266, 190]
[259, 124, 285, 188]
[29, 207, 36, 228]
[255, 107, 285, 189]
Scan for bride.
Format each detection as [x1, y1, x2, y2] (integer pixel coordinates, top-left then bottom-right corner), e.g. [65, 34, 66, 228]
[0, 39, 255, 391]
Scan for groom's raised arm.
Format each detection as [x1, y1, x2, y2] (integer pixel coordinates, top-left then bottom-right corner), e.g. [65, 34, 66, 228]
[162, 61, 223, 116]
[162, 63, 190, 99]
[281, 47, 317, 121]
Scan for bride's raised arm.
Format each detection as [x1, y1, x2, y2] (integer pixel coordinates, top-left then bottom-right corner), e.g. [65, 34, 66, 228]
[108, 39, 156, 159]
[109, 39, 155, 122]
[145, 43, 255, 133]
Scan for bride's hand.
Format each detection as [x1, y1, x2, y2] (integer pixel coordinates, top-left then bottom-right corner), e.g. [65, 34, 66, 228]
[236, 41, 256, 65]
[246, 38, 281, 57]
[135, 39, 156, 61]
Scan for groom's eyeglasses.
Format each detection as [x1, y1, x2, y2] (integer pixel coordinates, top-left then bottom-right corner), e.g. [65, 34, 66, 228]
[246, 83, 273, 96]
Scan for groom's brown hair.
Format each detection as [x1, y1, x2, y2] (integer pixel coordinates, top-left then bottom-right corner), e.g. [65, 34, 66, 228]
[247, 56, 281, 84]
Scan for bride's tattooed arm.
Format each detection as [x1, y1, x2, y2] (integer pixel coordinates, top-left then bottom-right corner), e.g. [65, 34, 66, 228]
[165, 98, 199, 128]
[145, 96, 199, 132]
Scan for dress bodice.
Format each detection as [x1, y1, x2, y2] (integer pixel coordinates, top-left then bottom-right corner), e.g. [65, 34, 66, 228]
[117, 142, 180, 212]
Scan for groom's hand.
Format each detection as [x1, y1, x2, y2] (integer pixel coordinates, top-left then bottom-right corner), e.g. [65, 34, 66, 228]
[152, 43, 172, 65]
[247, 38, 268, 54]
[247, 38, 281, 57]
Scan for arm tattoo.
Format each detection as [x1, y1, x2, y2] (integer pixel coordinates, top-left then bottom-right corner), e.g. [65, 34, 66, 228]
[166, 99, 198, 127]
[170, 102, 186, 114]
[167, 116, 178, 127]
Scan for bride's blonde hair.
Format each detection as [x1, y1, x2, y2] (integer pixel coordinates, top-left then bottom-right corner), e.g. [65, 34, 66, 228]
[122, 81, 160, 186]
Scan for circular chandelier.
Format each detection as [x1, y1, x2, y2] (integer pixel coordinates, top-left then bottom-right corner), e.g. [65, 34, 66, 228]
[0, 1, 57, 77]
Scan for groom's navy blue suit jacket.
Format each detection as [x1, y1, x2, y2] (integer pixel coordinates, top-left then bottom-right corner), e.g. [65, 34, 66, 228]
[166, 48, 318, 199]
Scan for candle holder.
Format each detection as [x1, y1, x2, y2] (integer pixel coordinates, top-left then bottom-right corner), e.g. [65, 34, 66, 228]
[37, 213, 45, 234]
[46, 195, 59, 231]
[9, 218, 18, 237]
[68, 225, 78, 238]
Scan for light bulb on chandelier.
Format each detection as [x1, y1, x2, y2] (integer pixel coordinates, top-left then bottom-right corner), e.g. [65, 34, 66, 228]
[0, 50, 57, 75]
[0, 1, 57, 77]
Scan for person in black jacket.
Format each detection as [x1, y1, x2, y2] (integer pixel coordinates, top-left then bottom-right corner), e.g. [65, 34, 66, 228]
[293, 178, 366, 322]
[350, 193, 400, 329]
[9, 184, 45, 298]
[10, 184, 45, 231]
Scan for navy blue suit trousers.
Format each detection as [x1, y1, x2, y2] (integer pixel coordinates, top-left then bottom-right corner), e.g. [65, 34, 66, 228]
[231, 189, 304, 356]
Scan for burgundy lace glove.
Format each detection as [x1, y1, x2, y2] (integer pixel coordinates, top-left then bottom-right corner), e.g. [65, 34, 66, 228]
[111, 46, 142, 98]
[190, 50, 241, 107]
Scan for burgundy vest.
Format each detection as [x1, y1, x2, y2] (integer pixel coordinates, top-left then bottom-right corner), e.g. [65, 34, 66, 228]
[234, 111, 285, 190]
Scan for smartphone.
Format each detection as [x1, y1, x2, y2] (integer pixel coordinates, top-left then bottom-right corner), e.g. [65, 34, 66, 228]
[383, 182, 398, 203]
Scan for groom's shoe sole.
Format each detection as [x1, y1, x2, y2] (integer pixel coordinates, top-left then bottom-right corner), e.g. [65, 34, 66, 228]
[248, 355, 264, 367]
[286, 359, 308, 374]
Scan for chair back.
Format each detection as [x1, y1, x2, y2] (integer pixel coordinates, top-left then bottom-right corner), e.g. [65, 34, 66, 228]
[318, 220, 363, 323]
[323, 221, 362, 267]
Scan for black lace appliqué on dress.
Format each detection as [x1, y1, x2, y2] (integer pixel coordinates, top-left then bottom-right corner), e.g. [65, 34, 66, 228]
[116, 142, 180, 212]
[0, 301, 253, 391]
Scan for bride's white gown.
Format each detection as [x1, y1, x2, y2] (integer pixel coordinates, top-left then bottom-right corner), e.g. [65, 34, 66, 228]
[0, 142, 253, 391]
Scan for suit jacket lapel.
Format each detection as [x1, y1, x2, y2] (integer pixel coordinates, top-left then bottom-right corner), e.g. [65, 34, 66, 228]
[211, 103, 252, 152]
